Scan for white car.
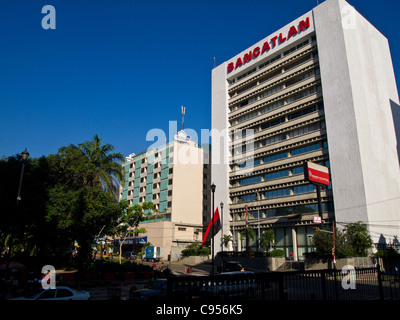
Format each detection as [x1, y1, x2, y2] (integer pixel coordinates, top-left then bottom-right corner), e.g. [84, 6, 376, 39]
[10, 286, 91, 300]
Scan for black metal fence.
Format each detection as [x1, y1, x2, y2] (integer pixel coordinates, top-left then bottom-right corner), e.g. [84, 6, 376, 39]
[167, 267, 400, 301]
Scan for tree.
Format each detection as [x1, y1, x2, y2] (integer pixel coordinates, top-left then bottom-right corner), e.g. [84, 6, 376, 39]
[345, 222, 373, 257]
[261, 229, 275, 251]
[312, 227, 351, 259]
[59, 134, 124, 198]
[239, 227, 256, 241]
[311, 222, 373, 260]
[222, 235, 233, 249]
[114, 202, 155, 264]
[0, 155, 53, 265]
[46, 185, 126, 268]
[0, 136, 126, 269]
[44, 137, 126, 268]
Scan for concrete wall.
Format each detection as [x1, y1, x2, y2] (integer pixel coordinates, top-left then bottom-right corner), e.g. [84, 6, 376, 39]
[314, 0, 400, 242]
[215, 256, 286, 272]
[171, 142, 204, 226]
[211, 63, 231, 253]
[305, 257, 376, 270]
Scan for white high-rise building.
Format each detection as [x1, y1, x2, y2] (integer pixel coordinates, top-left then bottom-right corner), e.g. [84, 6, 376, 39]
[211, 0, 400, 260]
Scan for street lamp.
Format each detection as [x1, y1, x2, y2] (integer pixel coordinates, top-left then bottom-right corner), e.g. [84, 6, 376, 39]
[6, 148, 29, 281]
[16, 148, 30, 204]
[211, 183, 216, 276]
[256, 192, 260, 252]
[220, 202, 224, 252]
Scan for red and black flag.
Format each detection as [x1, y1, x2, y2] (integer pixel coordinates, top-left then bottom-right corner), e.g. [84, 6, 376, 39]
[201, 207, 221, 248]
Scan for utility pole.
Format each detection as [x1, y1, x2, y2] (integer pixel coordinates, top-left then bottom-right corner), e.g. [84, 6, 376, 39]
[245, 205, 249, 269]
[211, 183, 216, 276]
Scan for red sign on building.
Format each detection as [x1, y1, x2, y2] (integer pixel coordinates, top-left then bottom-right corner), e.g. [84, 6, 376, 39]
[304, 162, 330, 186]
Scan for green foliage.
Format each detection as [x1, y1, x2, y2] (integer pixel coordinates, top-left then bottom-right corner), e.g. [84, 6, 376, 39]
[264, 249, 285, 257]
[58, 134, 124, 198]
[0, 135, 128, 269]
[222, 235, 233, 249]
[345, 221, 373, 257]
[311, 222, 373, 259]
[239, 227, 256, 241]
[376, 247, 400, 258]
[261, 229, 275, 251]
[181, 242, 210, 257]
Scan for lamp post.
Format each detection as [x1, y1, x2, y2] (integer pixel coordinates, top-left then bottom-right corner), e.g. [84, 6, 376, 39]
[220, 202, 224, 274]
[6, 148, 29, 281]
[211, 183, 216, 276]
[220, 202, 224, 252]
[256, 192, 260, 252]
[16, 148, 30, 205]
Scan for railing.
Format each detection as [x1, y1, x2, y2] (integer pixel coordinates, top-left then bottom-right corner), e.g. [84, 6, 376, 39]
[167, 267, 400, 301]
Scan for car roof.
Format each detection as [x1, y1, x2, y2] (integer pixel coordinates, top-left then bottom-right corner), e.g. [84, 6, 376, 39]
[219, 271, 254, 275]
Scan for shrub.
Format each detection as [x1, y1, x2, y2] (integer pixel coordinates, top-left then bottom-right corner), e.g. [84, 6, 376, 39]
[265, 249, 285, 257]
[181, 242, 210, 257]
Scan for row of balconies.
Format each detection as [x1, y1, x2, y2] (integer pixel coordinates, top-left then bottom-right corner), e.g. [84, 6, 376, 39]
[227, 38, 317, 97]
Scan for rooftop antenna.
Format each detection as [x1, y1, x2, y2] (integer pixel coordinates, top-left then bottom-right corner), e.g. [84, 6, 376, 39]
[213, 57, 216, 68]
[181, 105, 186, 131]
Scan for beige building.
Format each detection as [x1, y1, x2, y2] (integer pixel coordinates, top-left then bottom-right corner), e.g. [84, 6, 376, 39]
[119, 130, 211, 261]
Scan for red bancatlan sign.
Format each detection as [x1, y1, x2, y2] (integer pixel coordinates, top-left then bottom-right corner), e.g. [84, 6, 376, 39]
[304, 162, 330, 186]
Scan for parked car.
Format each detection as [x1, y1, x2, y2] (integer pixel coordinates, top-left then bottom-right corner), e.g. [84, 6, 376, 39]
[129, 279, 167, 301]
[219, 261, 246, 273]
[10, 286, 91, 300]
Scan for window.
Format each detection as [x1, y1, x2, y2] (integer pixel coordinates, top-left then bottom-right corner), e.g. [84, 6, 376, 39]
[292, 166, 304, 175]
[259, 84, 283, 100]
[240, 175, 262, 186]
[285, 85, 321, 104]
[265, 170, 289, 181]
[239, 193, 256, 202]
[260, 100, 285, 115]
[39, 289, 56, 300]
[265, 207, 293, 217]
[291, 143, 320, 156]
[288, 105, 318, 121]
[284, 55, 312, 72]
[289, 123, 320, 138]
[237, 110, 259, 124]
[293, 184, 315, 194]
[56, 289, 73, 298]
[283, 39, 310, 56]
[261, 117, 285, 130]
[265, 188, 290, 199]
[261, 134, 286, 147]
[239, 158, 261, 168]
[264, 151, 288, 164]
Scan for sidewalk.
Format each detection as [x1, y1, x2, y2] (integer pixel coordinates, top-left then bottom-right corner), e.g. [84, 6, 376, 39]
[169, 260, 211, 276]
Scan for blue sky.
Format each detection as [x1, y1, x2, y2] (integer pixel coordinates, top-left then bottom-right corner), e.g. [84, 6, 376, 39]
[1, 0, 399, 159]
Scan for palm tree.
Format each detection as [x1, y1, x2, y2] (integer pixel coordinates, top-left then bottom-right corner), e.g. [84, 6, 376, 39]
[260, 229, 275, 251]
[61, 134, 124, 198]
[223, 235, 233, 249]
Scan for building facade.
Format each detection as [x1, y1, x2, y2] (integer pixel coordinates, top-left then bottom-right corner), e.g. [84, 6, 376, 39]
[120, 130, 211, 260]
[211, 0, 400, 260]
